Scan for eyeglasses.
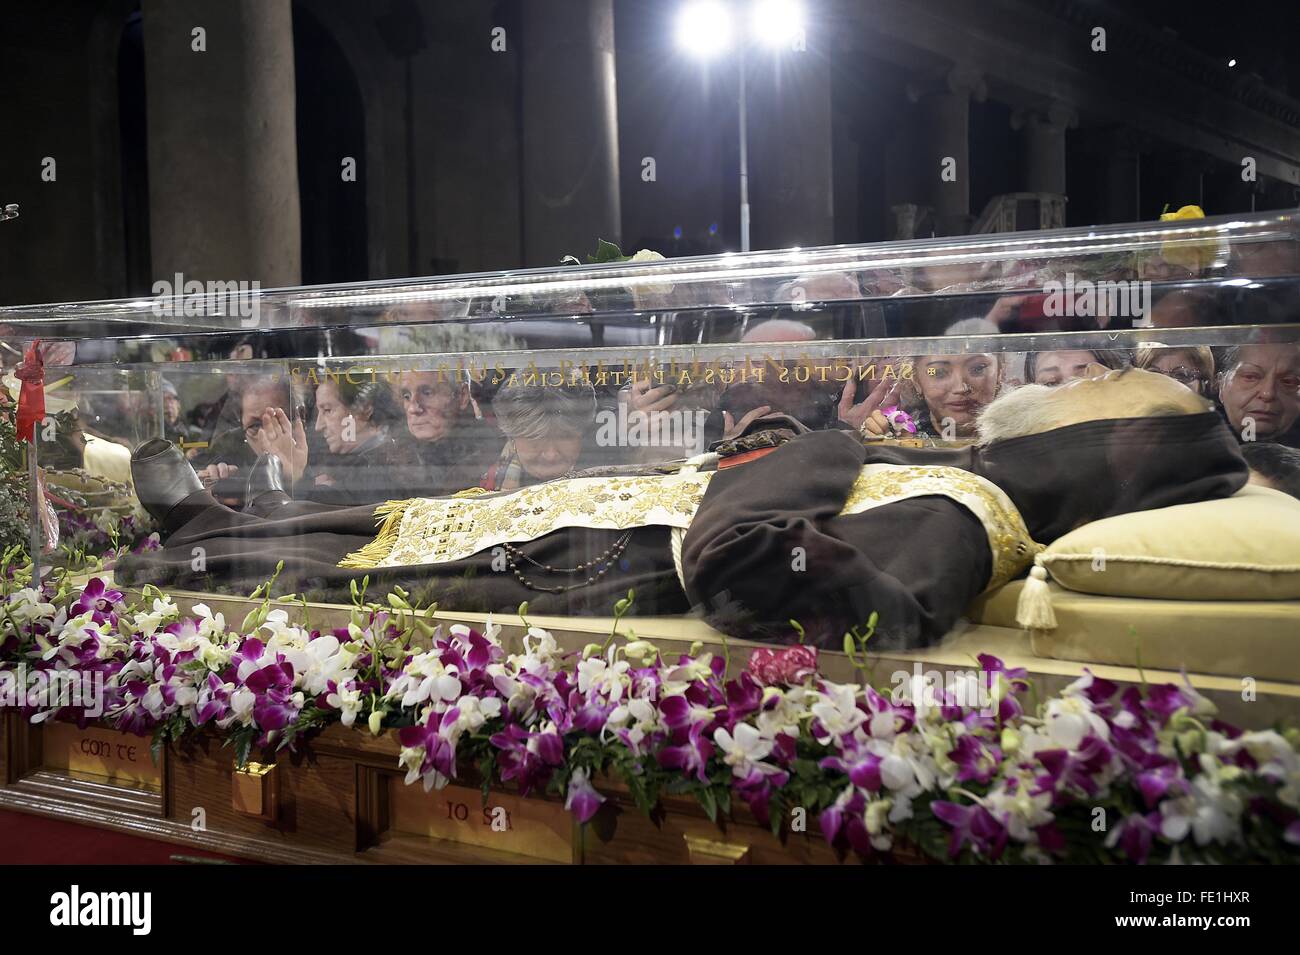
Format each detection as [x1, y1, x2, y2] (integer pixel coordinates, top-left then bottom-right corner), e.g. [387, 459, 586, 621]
[1155, 367, 1208, 391]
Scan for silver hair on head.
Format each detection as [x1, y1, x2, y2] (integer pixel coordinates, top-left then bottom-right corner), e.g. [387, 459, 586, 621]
[492, 382, 597, 441]
[974, 383, 1063, 445]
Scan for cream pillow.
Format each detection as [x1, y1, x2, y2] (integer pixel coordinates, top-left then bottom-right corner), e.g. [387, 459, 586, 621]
[1039, 483, 1300, 600]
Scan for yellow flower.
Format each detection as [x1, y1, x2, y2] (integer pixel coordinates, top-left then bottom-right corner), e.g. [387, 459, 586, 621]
[1159, 204, 1206, 222]
[1158, 205, 1215, 272]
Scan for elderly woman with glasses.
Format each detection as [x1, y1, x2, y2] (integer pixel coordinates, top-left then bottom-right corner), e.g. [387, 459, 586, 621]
[1133, 344, 1215, 396]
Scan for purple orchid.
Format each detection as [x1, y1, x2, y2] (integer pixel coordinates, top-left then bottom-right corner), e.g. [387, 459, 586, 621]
[489, 722, 565, 795]
[563, 768, 605, 823]
[658, 720, 716, 784]
[950, 734, 1002, 786]
[931, 800, 1009, 860]
[243, 661, 300, 735]
[71, 577, 125, 618]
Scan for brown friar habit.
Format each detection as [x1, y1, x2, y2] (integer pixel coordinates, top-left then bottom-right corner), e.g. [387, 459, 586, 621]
[115, 413, 1247, 650]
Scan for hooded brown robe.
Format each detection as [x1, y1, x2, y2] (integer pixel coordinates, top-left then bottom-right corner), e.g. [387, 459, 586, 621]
[115, 413, 1247, 650]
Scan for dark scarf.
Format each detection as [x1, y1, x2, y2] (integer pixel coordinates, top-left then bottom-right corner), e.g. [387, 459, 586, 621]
[856, 412, 1249, 542]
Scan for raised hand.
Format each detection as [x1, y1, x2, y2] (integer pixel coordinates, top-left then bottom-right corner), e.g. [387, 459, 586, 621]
[838, 372, 903, 434]
[249, 407, 308, 482]
[196, 462, 239, 488]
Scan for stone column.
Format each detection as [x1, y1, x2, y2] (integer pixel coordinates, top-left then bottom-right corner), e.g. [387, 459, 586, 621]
[907, 65, 985, 237]
[1166, 149, 1216, 211]
[1085, 126, 1146, 224]
[520, 0, 621, 265]
[1011, 102, 1077, 196]
[746, 43, 836, 250]
[142, 0, 301, 287]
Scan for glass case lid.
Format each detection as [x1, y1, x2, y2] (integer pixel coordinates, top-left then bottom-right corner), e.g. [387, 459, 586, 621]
[1, 209, 1298, 342]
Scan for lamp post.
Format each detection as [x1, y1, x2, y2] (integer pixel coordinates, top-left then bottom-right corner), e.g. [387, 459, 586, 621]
[676, 1, 805, 252]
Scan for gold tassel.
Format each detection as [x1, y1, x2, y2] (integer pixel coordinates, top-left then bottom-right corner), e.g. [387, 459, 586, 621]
[338, 500, 413, 569]
[1014, 555, 1057, 632]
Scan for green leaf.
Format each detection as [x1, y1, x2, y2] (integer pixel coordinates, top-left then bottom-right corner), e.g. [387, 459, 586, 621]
[697, 787, 719, 823]
[589, 238, 626, 263]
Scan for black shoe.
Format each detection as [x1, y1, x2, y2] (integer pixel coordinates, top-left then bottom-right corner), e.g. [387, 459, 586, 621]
[132, 438, 204, 526]
[244, 453, 290, 511]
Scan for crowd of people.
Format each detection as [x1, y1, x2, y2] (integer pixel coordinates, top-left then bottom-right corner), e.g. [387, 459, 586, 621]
[123, 330, 1300, 510]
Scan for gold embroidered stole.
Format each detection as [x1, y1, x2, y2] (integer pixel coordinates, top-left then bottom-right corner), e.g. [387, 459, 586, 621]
[339, 473, 715, 570]
[340, 464, 1040, 591]
[844, 464, 1041, 590]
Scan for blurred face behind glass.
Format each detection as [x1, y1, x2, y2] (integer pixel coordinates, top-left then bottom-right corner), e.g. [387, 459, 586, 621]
[163, 393, 181, 424]
[1031, 350, 1101, 387]
[914, 353, 999, 434]
[1147, 350, 1210, 396]
[514, 425, 584, 481]
[399, 370, 467, 442]
[314, 380, 368, 454]
[240, 384, 289, 439]
[226, 343, 254, 391]
[1219, 344, 1300, 439]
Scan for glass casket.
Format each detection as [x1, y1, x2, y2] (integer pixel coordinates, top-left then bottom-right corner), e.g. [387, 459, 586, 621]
[2, 210, 1298, 864]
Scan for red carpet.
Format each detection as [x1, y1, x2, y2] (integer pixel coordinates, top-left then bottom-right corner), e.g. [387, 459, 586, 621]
[0, 809, 259, 864]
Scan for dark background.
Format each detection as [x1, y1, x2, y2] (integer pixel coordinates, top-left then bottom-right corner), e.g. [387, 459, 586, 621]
[1, 0, 1299, 305]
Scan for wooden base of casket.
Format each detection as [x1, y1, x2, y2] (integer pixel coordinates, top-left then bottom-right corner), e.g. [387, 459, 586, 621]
[0, 716, 906, 865]
[8, 577, 1294, 864]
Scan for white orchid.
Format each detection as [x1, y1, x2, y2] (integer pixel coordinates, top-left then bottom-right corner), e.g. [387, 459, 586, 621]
[661, 653, 715, 690]
[398, 740, 448, 792]
[441, 695, 503, 744]
[983, 776, 1055, 843]
[604, 696, 659, 750]
[130, 596, 180, 637]
[756, 686, 809, 739]
[278, 634, 355, 697]
[39, 611, 115, 663]
[1042, 694, 1110, 749]
[1159, 779, 1242, 847]
[577, 648, 630, 703]
[810, 682, 868, 743]
[714, 723, 782, 779]
[190, 603, 229, 641]
[225, 686, 256, 727]
[386, 650, 463, 710]
[7, 587, 55, 625]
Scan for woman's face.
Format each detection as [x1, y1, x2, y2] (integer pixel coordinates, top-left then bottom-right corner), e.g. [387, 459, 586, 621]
[1147, 350, 1209, 396]
[1219, 345, 1300, 439]
[1032, 350, 1100, 387]
[314, 380, 365, 454]
[514, 426, 584, 481]
[915, 353, 999, 434]
[399, 371, 466, 442]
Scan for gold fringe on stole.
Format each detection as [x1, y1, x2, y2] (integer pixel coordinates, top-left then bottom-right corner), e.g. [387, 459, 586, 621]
[338, 500, 415, 569]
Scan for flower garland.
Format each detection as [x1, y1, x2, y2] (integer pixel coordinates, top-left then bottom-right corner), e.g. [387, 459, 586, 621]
[1, 563, 1297, 865]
